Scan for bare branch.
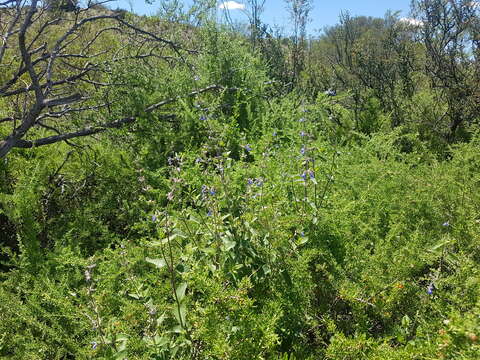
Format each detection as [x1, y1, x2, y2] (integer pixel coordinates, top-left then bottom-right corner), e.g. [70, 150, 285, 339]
[11, 85, 225, 150]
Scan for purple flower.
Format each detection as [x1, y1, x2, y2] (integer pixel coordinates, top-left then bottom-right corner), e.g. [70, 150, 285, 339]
[201, 185, 208, 194]
[298, 117, 306, 123]
[91, 341, 98, 350]
[200, 115, 207, 121]
[442, 221, 450, 227]
[273, 131, 277, 137]
[151, 215, 157, 222]
[244, 144, 252, 153]
[427, 284, 434, 295]
[247, 178, 254, 185]
[300, 146, 306, 155]
[207, 210, 212, 217]
[308, 170, 315, 180]
[301, 172, 307, 180]
[209, 188, 216, 196]
[194, 75, 200, 81]
[300, 131, 306, 137]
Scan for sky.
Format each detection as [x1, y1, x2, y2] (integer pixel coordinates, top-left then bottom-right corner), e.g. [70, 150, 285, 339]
[112, 0, 412, 34]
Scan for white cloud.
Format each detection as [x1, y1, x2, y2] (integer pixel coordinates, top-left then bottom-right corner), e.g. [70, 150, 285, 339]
[218, 1, 245, 10]
[399, 17, 424, 27]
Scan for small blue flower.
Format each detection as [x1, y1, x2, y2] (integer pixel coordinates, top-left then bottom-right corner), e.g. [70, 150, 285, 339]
[427, 284, 434, 295]
[308, 170, 315, 180]
[300, 146, 306, 155]
[207, 210, 212, 217]
[301, 172, 307, 180]
[201, 185, 208, 194]
[199, 115, 207, 121]
[273, 131, 277, 137]
[300, 131, 306, 137]
[298, 117, 306, 123]
[209, 189, 216, 196]
[151, 215, 157, 222]
[247, 178, 254, 185]
[244, 144, 252, 153]
[442, 221, 450, 227]
[91, 341, 98, 350]
[194, 75, 200, 81]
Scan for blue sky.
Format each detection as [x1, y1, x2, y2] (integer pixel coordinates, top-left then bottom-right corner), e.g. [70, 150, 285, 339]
[112, 1, 412, 34]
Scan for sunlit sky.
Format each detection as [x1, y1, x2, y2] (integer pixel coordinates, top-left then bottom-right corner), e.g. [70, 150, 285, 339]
[112, 1, 412, 34]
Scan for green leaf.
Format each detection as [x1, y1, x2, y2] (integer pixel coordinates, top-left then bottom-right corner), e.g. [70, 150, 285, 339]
[114, 350, 128, 360]
[222, 238, 236, 251]
[146, 258, 166, 269]
[154, 335, 169, 347]
[175, 282, 187, 302]
[127, 293, 141, 299]
[173, 302, 186, 325]
[429, 239, 451, 252]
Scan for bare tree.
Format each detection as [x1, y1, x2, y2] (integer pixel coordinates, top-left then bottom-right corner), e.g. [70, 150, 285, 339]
[411, 0, 480, 140]
[284, 0, 312, 83]
[0, 0, 216, 158]
[244, 0, 265, 50]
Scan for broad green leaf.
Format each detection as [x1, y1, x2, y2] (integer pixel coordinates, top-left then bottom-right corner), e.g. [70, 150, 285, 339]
[222, 238, 236, 251]
[146, 258, 166, 269]
[114, 350, 128, 360]
[173, 302, 186, 325]
[175, 282, 187, 302]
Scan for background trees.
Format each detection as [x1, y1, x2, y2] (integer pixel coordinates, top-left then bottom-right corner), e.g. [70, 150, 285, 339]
[411, 0, 480, 140]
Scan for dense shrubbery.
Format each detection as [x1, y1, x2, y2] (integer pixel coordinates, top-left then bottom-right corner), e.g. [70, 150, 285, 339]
[1, 1, 479, 359]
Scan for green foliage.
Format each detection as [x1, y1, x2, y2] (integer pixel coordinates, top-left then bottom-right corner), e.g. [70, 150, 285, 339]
[1, 3, 480, 359]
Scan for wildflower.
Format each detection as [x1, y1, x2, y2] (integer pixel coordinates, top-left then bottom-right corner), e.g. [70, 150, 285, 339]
[427, 284, 434, 295]
[301, 171, 307, 180]
[167, 191, 174, 201]
[324, 88, 337, 96]
[84, 269, 92, 282]
[148, 306, 157, 316]
[194, 75, 200, 81]
[300, 131, 306, 137]
[207, 210, 213, 217]
[91, 341, 98, 350]
[308, 170, 315, 180]
[247, 178, 254, 185]
[442, 221, 450, 227]
[244, 144, 252, 153]
[209, 188, 216, 196]
[273, 131, 277, 136]
[199, 115, 207, 121]
[201, 185, 208, 194]
[255, 178, 264, 187]
[300, 146, 306, 155]
[151, 214, 157, 222]
[298, 117, 306, 123]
